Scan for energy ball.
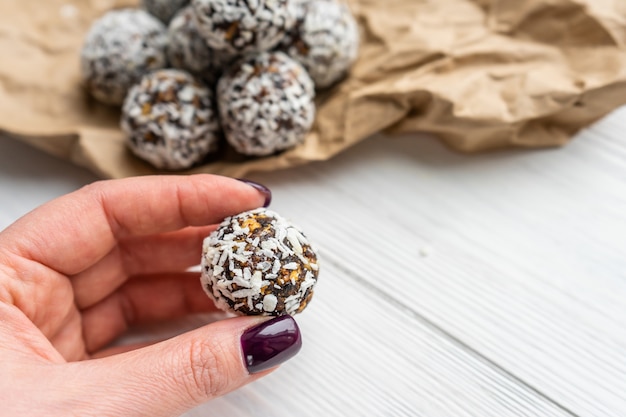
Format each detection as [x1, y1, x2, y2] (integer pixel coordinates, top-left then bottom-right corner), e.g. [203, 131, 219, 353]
[121, 69, 221, 170]
[80, 9, 168, 105]
[192, 0, 296, 54]
[201, 208, 319, 316]
[168, 6, 236, 86]
[217, 51, 315, 156]
[279, 0, 359, 88]
[141, 0, 189, 23]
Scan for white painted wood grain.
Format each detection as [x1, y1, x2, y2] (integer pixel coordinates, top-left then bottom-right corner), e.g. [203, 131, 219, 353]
[187, 259, 571, 417]
[252, 107, 626, 417]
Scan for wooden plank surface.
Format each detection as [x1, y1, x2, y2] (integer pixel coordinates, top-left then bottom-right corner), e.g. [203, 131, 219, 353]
[1, 106, 625, 416]
[252, 108, 626, 417]
[190, 260, 571, 417]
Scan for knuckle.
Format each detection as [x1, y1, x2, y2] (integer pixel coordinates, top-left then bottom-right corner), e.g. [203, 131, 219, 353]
[78, 180, 107, 197]
[179, 338, 234, 402]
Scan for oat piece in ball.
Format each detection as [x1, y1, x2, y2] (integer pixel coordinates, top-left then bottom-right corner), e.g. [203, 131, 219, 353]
[192, 0, 296, 54]
[121, 69, 221, 170]
[279, 0, 359, 88]
[217, 51, 315, 156]
[80, 9, 168, 105]
[201, 208, 319, 316]
[142, 0, 189, 23]
[168, 6, 237, 86]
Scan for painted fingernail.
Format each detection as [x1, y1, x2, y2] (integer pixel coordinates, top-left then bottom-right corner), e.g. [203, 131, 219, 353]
[241, 315, 302, 374]
[237, 179, 272, 208]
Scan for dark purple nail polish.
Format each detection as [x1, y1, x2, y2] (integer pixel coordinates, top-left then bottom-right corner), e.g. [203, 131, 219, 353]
[237, 179, 272, 208]
[241, 315, 302, 374]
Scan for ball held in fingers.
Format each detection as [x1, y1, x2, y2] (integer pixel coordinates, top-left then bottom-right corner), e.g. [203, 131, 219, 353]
[201, 208, 319, 316]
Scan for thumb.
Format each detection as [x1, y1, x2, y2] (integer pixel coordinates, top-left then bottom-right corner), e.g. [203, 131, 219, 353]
[80, 315, 301, 417]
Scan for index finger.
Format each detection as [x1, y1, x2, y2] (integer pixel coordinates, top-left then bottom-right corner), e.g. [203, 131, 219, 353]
[0, 175, 268, 275]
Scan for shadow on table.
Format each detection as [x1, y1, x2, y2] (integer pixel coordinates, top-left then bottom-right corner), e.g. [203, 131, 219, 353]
[0, 136, 98, 184]
[252, 131, 564, 190]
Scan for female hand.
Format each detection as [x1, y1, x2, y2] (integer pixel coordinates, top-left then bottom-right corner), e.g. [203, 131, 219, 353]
[0, 175, 301, 417]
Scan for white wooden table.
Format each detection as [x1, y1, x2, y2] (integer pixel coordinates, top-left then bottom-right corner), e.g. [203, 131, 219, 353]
[1, 107, 625, 416]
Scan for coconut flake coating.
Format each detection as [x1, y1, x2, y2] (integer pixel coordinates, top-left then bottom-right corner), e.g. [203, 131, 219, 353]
[121, 69, 221, 170]
[80, 9, 168, 105]
[201, 208, 319, 316]
[279, 0, 359, 88]
[192, 0, 296, 54]
[217, 51, 315, 156]
[142, 0, 190, 23]
[168, 6, 237, 86]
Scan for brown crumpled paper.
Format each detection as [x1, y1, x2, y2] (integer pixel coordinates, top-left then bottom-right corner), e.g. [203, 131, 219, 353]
[2, 0, 626, 178]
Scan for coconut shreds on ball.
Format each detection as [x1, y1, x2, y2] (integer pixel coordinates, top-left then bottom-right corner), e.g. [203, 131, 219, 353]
[201, 208, 319, 316]
[168, 6, 237, 86]
[217, 51, 315, 156]
[142, 0, 190, 23]
[279, 0, 359, 88]
[80, 9, 168, 105]
[121, 69, 221, 170]
[192, 0, 296, 54]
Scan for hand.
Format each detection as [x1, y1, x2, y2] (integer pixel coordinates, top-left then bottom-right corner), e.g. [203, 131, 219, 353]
[0, 175, 302, 417]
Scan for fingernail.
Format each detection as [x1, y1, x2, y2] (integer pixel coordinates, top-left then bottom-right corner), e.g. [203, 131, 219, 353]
[237, 179, 272, 208]
[241, 315, 302, 374]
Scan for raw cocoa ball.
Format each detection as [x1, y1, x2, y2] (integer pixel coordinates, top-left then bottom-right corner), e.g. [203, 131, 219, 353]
[201, 208, 319, 316]
[80, 9, 168, 105]
[167, 6, 237, 86]
[121, 69, 221, 170]
[279, 0, 359, 88]
[217, 51, 315, 156]
[142, 0, 190, 23]
[192, 0, 296, 54]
